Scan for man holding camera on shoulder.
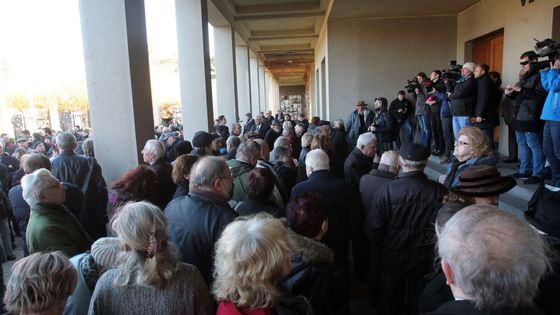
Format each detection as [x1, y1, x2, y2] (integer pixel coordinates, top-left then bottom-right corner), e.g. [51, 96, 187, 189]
[540, 58, 560, 187]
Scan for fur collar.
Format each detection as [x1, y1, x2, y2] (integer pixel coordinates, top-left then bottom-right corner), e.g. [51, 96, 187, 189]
[288, 230, 333, 264]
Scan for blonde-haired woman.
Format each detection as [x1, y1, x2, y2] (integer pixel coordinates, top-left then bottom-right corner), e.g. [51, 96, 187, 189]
[4, 251, 77, 315]
[213, 214, 314, 315]
[88, 201, 213, 315]
[443, 126, 498, 188]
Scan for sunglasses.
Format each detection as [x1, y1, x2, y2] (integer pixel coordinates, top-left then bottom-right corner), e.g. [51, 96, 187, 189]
[520, 60, 530, 66]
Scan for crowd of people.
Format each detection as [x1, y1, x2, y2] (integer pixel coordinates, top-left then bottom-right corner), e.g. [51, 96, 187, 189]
[0, 53, 558, 315]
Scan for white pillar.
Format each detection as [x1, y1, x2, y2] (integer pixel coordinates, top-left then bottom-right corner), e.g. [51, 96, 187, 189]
[249, 56, 259, 115]
[214, 25, 238, 123]
[175, 0, 213, 140]
[235, 45, 250, 121]
[258, 63, 266, 113]
[79, 0, 154, 183]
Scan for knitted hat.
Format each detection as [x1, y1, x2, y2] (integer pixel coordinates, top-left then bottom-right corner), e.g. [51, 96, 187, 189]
[91, 237, 123, 268]
[462, 62, 475, 73]
[192, 131, 213, 148]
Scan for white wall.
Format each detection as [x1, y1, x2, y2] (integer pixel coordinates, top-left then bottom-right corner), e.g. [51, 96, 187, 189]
[314, 23, 328, 119]
[327, 15, 458, 122]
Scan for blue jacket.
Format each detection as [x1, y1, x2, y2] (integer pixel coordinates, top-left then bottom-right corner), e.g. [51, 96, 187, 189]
[444, 155, 499, 189]
[541, 68, 560, 122]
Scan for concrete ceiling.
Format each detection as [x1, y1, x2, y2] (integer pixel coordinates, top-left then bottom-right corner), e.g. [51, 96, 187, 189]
[329, 0, 482, 20]
[209, 0, 482, 86]
[210, 0, 332, 86]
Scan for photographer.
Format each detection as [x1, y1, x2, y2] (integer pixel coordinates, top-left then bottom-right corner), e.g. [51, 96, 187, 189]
[448, 62, 477, 138]
[540, 58, 560, 187]
[505, 51, 547, 185]
[370, 97, 397, 155]
[415, 73, 432, 147]
[389, 90, 413, 149]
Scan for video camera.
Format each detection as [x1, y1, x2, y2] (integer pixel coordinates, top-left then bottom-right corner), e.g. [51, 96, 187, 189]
[404, 77, 421, 94]
[532, 38, 560, 71]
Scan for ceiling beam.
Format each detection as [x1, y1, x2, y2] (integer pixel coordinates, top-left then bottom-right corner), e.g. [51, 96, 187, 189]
[234, 11, 325, 21]
[249, 34, 318, 41]
[251, 28, 315, 37]
[235, 2, 321, 15]
[259, 44, 312, 52]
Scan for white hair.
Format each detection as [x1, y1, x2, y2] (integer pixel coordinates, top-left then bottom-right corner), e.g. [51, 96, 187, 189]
[356, 132, 376, 149]
[21, 169, 59, 206]
[438, 204, 549, 310]
[144, 139, 165, 159]
[273, 136, 290, 149]
[305, 149, 330, 172]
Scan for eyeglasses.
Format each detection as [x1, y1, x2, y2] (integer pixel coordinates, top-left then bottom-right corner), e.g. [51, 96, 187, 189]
[520, 60, 530, 66]
[455, 139, 469, 146]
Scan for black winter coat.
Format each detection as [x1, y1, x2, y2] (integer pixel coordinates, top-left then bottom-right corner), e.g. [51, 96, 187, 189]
[51, 152, 107, 240]
[343, 147, 374, 188]
[450, 76, 477, 117]
[423, 300, 543, 315]
[165, 191, 237, 286]
[150, 158, 176, 209]
[367, 171, 447, 276]
[291, 170, 358, 272]
[389, 98, 412, 122]
[511, 72, 547, 132]
[284, 231, 349, 315]
[372, 109, 397, 143]
[474, 73, 496, 130]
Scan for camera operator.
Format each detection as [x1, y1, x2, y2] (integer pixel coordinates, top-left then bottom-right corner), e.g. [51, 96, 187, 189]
[415, 73, 432, 147]
[448, 62, 477, 138]
[540, 58, 560, 187]
[389, 91, 413, 149]
[505, 51, 547, 185]
[472, 63, 497, 150]
[427, 70, 446, 157]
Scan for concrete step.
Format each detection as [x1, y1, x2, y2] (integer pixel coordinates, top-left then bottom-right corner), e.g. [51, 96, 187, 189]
[425, 155, 539, 221]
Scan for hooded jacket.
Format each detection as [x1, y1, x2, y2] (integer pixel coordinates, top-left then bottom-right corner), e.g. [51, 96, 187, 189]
[284, 231, 349, 315]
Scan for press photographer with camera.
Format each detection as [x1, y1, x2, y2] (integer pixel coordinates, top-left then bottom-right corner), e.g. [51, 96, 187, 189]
[427, 70, 446, 157]
[505, 51, 547, 185]
[389, 91, 413, 149]
[415, 73, 432, 147]
[540, 58, 560, 187]
[448, 62, 477, 138]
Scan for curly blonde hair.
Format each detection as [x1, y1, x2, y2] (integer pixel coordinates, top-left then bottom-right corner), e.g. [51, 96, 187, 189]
[458, 126, 490, 157]
[213, 214, 291, 309]
[3, 251, 77, 314]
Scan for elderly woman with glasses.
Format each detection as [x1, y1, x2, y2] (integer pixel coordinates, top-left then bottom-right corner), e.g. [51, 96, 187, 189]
[21, 168, 91, 257]
[442, 126, 498, 189]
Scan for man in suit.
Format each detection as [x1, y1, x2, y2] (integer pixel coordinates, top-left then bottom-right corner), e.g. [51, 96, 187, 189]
[291, 149, 358, 276]
[253, 114, 270, 139]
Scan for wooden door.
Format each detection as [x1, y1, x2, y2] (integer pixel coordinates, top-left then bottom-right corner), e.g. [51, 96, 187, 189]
[472, 31, 504, 74]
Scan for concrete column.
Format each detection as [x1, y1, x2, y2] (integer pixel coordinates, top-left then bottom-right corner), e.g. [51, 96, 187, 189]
[79, 0, 154, 183]
[214, 25, 238, 123]
[258, 63, 266, 113]
[235, 45, 250, 121]
[249, 56, 259, 115]
[175, 0, 213, 140]
[267, 73, 279, 114]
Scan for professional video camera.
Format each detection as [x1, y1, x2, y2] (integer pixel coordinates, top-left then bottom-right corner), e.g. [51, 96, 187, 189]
[433, 60, 462, 93]
[532, 38, 560, 71]
[404, 77, 420, 94]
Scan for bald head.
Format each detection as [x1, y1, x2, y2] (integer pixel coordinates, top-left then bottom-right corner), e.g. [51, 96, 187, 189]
[379, 150, 400, 173]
